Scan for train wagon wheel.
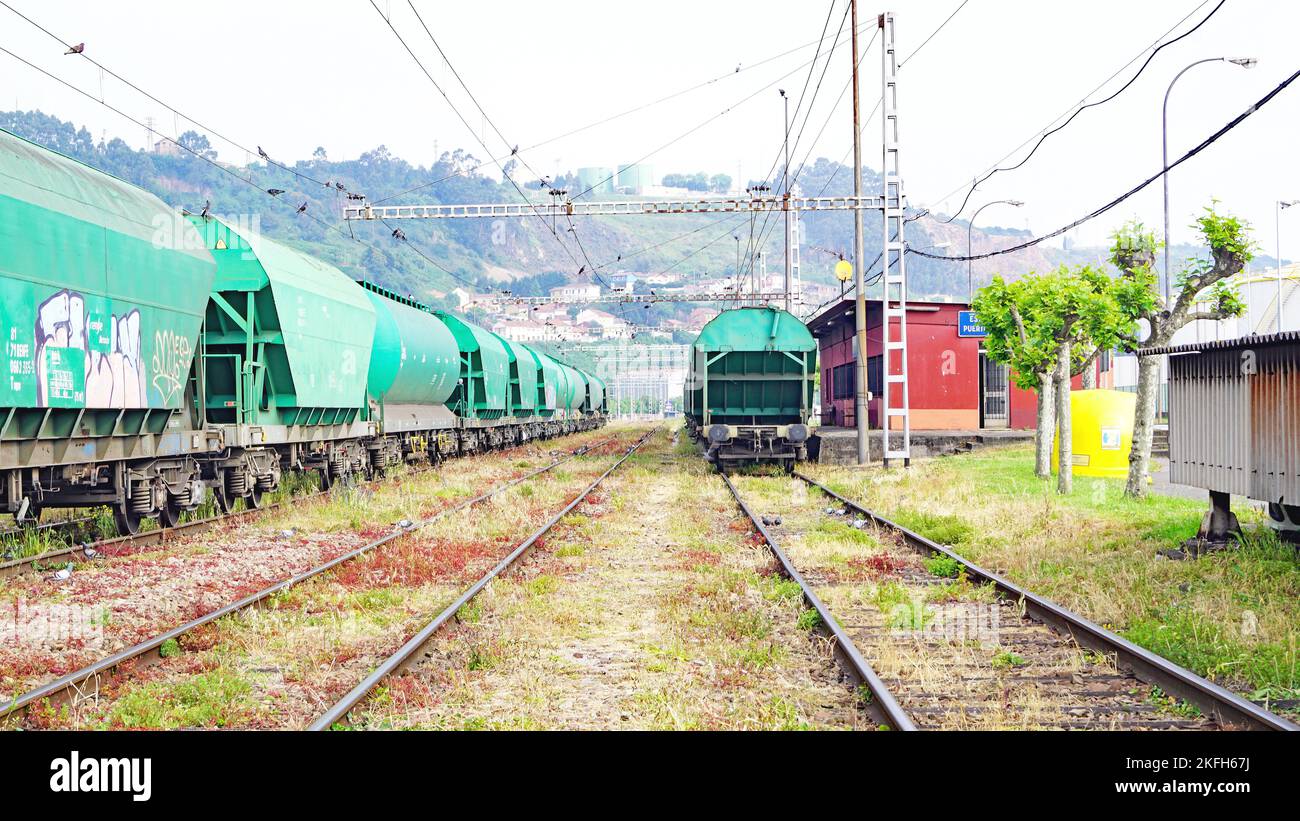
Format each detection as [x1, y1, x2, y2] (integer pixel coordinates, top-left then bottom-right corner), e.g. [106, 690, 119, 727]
[246, 487, 265, 510]
[158, 500, 182, 529]
[318, 467, 333, 492]
[213, 482, 234, 515]
[113, 506, 144, 537]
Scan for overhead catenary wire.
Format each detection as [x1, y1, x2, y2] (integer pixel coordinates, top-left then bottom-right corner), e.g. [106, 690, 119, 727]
[368, 0, 590, 281]
[0, 41, 459, 290]
[570, 10, 863, 202]
[0, 0, 337, 191]
[372, 13, 881, 205]
[920, 0, 1221, 224]
[897, 0, 971, 69]
[908, 67, 1300, 263]
[744, 0, 849, 276]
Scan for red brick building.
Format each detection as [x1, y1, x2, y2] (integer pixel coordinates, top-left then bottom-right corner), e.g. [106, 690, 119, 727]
[807, 298, 1110, 430]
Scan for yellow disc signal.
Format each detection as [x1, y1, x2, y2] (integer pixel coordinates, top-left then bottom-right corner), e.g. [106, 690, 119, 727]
[834, 259, 853, 282]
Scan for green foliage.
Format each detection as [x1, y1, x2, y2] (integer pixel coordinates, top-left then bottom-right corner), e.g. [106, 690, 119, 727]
[991, 649, 1027, 670]
[890, 509, 974, 546]
[973, 263, 1154, 390]
[795, 608, 821, 631]
[1195, 202, 1256, 262]
[1112, 203, 1253, 325]
[923, 554, 962, 578]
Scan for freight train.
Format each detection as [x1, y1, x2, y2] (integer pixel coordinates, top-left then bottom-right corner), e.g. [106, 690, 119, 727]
[0, 128, 606, 535]
[683, 305, 816, 470]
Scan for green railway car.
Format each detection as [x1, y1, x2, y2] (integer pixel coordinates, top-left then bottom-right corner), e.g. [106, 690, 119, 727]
[361, 282, 459, 465]
[684, 305, 816, 469]
[435, 311, 508, 421]
[189, 216, 377, 496]
[490, 333, 538, 419]
[0, 128, 607, 531]
[0, 128, 218, 526]
[525, 344, 561, 416]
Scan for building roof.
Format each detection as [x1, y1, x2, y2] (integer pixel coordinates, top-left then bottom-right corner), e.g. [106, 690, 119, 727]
[1139, 330, 1300, 356]
[806, 297, 968, 335]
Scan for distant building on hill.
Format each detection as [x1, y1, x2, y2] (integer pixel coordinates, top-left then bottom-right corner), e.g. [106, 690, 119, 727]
[549, 283, 601, 302]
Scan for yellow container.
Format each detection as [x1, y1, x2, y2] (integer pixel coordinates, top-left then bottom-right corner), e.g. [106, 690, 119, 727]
[1052, 389, 1135, 479]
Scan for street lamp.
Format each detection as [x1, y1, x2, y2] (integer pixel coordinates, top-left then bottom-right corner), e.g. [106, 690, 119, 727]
[1162, 57, 1257, 305]
[968, 200, 1022, 303]
[1278, 200, 1297, 333]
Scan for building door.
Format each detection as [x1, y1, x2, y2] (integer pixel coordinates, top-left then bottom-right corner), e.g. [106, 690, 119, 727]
[979, 351, 1009, 429]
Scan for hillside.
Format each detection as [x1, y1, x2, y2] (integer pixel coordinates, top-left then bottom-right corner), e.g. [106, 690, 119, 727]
[3, 109, 1261, 320]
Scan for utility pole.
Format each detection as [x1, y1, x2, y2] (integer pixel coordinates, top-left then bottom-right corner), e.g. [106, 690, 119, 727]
[781, 88, 792, 313]
[851, 0, 869, 466]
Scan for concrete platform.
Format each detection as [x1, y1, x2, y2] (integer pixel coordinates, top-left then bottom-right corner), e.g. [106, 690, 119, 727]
[811, 427, 1034, 465]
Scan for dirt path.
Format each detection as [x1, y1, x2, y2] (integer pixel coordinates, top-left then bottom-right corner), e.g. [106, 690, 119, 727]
[356, 429, 868, 730]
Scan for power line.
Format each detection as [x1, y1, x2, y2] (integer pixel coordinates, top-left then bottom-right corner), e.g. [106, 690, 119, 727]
[372, 14, 878, 205]
[745, 0, 848, 274]
[0, 0, 335, 190]
[368, 0, 587, 279]
[898, 0, 971, 68]
[909, 67, 1300, 263]
[571, 14, 863, 201]
[919, 0, 1220, 223]
[0, 39, 470, 297]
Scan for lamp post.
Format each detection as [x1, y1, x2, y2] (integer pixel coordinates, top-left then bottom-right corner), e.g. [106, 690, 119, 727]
[1162, 57, 1257, 305]
[1278, 200, 1297, 332]
[967, 200, 1022, 304]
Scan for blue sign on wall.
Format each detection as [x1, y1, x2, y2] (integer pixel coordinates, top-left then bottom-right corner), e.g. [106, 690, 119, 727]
[957, 311, 987, 338]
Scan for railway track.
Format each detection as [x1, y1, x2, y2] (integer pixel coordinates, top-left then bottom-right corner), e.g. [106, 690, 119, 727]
[307, 427, 658, 730]
[722, 470, 1297, 732]
[0, 429, 617, 580]
[0, 428, 635, 725]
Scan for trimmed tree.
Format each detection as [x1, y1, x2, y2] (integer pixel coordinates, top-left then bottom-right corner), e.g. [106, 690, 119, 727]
[1111, 204, 1251, 497]
[973, 276, 1056, 478]
[975, 265, 1153, 491]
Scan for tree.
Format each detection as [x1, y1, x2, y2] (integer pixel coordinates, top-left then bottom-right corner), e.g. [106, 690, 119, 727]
[709, 173, 732, 194]
[1111, 204, 1251, 497]
[973, 275, 1057, 478]
[177, 130, 215, 160]
[974, 265, 1152, 492]
[312, 146, 328, 162]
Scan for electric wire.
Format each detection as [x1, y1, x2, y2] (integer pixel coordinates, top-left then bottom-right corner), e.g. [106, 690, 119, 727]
[908, 67, 1300, 262]
[920, 0, 1221, 223]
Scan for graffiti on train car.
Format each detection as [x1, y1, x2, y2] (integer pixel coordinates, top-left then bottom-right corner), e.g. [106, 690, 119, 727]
[150, 329, 193, 405]
[6, 288, 196, 410]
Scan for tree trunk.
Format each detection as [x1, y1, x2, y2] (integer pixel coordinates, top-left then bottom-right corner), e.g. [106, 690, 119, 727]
[1081, 361, 1097, 389]
[1055, 343, 1072, 495]
[1125, 352, 1162, 497]
[1034, 370, 1055, 478]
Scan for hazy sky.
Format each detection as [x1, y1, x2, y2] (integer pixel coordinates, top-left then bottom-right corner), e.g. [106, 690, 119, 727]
[3, 0, 1297, 253]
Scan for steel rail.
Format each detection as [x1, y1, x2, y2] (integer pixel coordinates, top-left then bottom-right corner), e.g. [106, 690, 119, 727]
[0, 432, 625, 722]
[0, 429, 615, 579]
[793, 471, 1298, 732]
[720, 472, 915, 731]
[308, 427, 658, 730]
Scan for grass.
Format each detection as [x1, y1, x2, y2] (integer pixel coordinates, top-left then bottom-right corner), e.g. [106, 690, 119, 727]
[107, 669, 256, 729]
[923, 554, 963, 578]
[806, 445, 1300, 706]
[362, 428, 867, 731]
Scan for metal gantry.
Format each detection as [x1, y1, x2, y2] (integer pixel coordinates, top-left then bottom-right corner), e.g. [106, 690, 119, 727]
[343, 9, 912, 464]
[343, 194, 890, 222]
[470, 291, 793, 309]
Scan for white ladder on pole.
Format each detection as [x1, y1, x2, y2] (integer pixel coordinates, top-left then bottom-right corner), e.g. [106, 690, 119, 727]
[879, 11, 910, 466]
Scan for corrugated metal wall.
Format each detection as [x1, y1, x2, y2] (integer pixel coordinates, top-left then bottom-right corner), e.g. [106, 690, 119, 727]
[1168, 342, 1298, 502]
